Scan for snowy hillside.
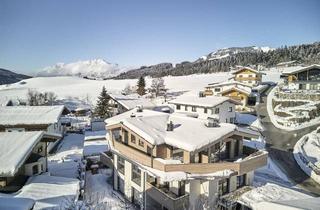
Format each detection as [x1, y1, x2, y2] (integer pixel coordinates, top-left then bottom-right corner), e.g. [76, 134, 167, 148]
[37, 59, 128, 78]
[0, 69, 281, 106]
[198, 46, 274, 62]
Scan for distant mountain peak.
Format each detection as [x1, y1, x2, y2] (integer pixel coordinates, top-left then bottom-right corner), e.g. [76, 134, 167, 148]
[37, 59, 127, 78]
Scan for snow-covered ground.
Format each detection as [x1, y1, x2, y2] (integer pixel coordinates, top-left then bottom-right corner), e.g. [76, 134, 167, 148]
[294, 127, 320, 184]
[0, 69, 282, 106]
[239, 183, 313, 209]
[48, 133, 84, 178]
[84, 169, 137, 210]
[243, 137, 292, 187]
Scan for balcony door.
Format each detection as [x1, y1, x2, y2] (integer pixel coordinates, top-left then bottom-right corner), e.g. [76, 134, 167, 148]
[124, 130, 129, 145]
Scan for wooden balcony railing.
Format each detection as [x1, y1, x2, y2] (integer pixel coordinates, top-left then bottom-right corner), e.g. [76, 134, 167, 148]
[112, 140, 268, 175]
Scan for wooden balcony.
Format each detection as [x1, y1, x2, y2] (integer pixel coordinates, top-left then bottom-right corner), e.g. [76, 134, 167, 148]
[146, 182, 189, 210]
[112, 140, 268, 175]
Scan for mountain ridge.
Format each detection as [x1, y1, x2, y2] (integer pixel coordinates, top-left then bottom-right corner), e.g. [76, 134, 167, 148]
[0, 68, 31, 85]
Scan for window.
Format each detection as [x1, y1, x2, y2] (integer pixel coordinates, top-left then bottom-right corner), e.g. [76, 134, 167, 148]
[138, 139, 144, 147]
[218, 178, 229, 195]
[132, 165, 141, 186]
[237, 174, 246, 188]
[214, 88, 221, 92]
[32, 165, 39, 175]
[228, 107, 233, 112]
[192, 106, 196, 112]
[176, 104, 181, 110]
[131, 135, 136, 144]
[215, 108, 220, 114]
[239, 75, 243, 78]
[185, 106, 188, 111]
[249, 75, 252, 77]
[230, 117, 234, 124]
[204, 108, 207, 113]
[117, 156, 125, 174]
[147, 146, 152, 156]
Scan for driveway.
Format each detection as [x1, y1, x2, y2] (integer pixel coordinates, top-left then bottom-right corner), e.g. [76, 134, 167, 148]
[256, 87, 320, 196]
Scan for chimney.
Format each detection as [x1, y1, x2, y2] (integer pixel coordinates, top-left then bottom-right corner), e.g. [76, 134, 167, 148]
[130, 113, 136, 118]
[206, 117, 219, 127]
[167, 120, 174, 131]
[136, 105, 143, 112]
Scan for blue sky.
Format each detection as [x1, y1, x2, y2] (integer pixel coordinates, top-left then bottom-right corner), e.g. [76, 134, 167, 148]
[0, 0, 319, 74]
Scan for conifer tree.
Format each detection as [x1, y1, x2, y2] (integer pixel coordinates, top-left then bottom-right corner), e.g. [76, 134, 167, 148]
[94, 86, 112, 119]
[137, 76, 146, 96]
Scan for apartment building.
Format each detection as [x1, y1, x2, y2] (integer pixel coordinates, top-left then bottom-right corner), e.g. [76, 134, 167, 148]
[101, 108, 267, 210]
[169, 95, 240, 123]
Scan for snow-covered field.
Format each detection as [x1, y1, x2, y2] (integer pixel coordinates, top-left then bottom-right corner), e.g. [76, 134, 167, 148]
[0, 69, 282, 106]
[294, 127, 320, 184]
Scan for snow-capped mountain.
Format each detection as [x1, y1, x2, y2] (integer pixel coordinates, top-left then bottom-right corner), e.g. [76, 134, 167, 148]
[197, 46, 274, 62]
[37, 59, 127, 78]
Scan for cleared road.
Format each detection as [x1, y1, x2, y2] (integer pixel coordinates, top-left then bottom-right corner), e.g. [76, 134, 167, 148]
[256, 88, 320, 196]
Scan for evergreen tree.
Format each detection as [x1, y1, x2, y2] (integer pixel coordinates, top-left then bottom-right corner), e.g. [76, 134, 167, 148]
[94, 86, 112, 119]
[137, 76, 146, 96]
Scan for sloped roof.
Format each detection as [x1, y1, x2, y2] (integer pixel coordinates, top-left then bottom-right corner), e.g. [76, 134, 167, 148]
[282, 64, 320, 75]
[0, 105, 65, 126]
[106, 109, 240, 152]
[169, 95, 241, 107]
[0, 131, 44, 177]
[16, 175, 79, 210]
[221, 86, 251, 96]
[206, 81, 252, 88]
[109, 93, 156, 110]
[0, 197, 35, 210]
[232, 67, 261, 75]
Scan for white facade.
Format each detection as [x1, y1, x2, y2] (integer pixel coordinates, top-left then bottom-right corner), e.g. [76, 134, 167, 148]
[173, 101, 236, 123]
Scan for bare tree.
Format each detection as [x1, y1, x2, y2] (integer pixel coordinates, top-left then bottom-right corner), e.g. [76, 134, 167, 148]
[150, 77, 166, 97]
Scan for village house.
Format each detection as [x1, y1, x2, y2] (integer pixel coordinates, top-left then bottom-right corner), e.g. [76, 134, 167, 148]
[108, 93, 157, 116]
[204, 81, 252, 97]
[169, 95, 241, 123]
[0, 131, 60, 192]
[281, 64, 320, 90]
[232, 67, 265, 87]
[101, 108, 267, 210]
[0, 105, 69, 152]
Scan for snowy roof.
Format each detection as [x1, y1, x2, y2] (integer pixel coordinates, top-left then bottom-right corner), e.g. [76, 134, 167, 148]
[231, 67, 261, 75]
[106, 109, 242, 152]
[83, 140, 108, 157]
[16, 175, 80, 210]
[0, 105, 65, 126]
[255, 197, 320, 210]
[239, 183, 313, 209]
[169, 95, 241, 107]
[282, 64, 320, 75]
[206, 81, 252, 88]
[220, 86, 251, 96]
[109, 93, 156, 110]
[0, 197, 35, 210]
[0, 131, 44, 177]
[84, 130, 107, 141]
